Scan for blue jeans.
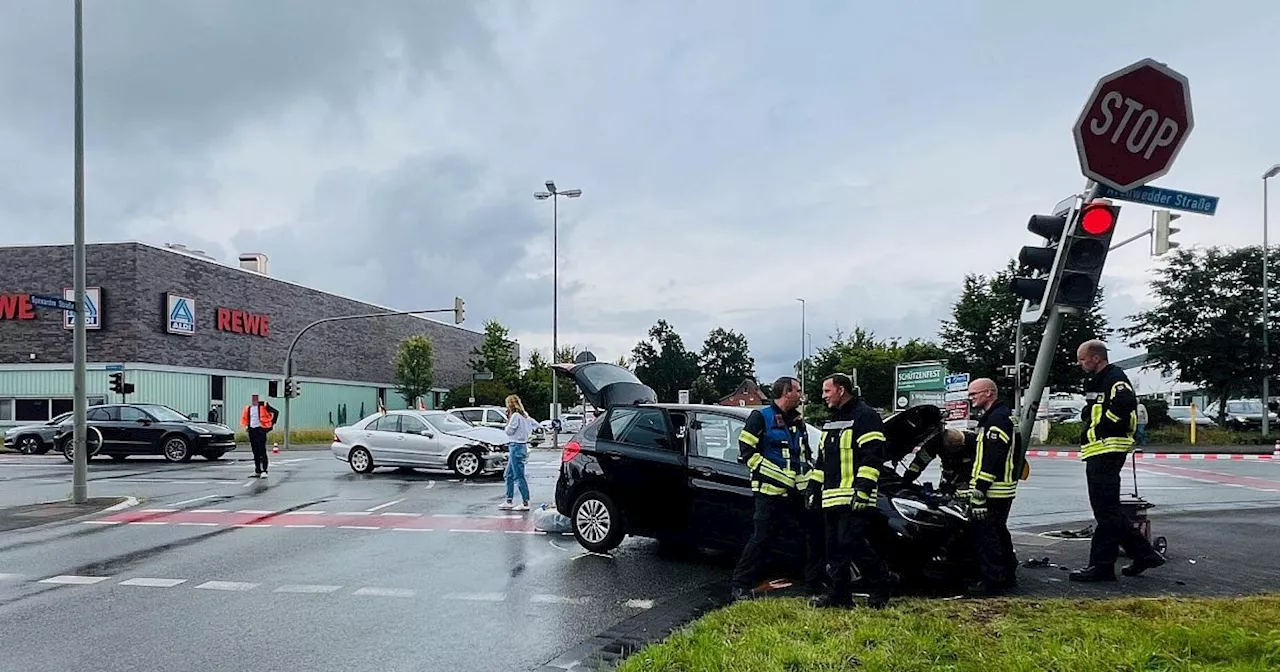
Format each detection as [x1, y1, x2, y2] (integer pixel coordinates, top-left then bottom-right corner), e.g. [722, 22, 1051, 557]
[504, 442, 530, 503]
[1136, 424, 1148, 446]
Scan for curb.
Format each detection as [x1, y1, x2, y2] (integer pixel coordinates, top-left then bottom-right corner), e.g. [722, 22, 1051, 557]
[1027, 451, 1275, 460]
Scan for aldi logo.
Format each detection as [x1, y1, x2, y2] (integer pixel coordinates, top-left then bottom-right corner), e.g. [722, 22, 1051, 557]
[166, 293, 196, 336]
[62, 287, 102, 330]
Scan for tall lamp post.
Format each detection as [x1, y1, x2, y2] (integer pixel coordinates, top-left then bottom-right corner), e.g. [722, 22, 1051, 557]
[796, 299, 806, 395]
[534, 180, 581, 448]
[71, 0, 89, 504]
[1263, 164, 1280, 437]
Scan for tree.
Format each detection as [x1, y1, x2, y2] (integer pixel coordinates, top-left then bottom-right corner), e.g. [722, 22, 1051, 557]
[1123, 245, 1279, 423]
[699, 327, 756, 399]
[690, 375, 719, 404]
[513, 347, 582, 420]
[939, 259, 1111, 394]
[469, 320, 520, 387]
[632, 320, 701, 402]
[801, 328, 949, 410]
[444, 381, 513, 409]
[393, 335, 435, 406]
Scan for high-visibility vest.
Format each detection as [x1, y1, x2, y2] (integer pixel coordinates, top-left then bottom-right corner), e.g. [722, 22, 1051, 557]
[241, 403, 274, 430]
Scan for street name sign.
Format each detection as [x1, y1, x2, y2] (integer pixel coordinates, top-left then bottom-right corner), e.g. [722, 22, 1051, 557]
[1095, 184, 1218, 216]
[30, 294, 77, 312]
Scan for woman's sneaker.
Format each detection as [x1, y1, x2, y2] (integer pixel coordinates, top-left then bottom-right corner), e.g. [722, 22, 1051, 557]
[498, 501, 515, 510]
[514, 503, 530, 511]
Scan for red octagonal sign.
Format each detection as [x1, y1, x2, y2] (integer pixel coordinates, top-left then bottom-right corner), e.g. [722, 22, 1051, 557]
[1073, 58, 1194, 192]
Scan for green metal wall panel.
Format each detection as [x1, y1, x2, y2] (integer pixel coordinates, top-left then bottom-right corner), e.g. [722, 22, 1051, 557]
[224, 376, 382, 429]
[0, 369, 111, 398]
[126, 370, 210, 419]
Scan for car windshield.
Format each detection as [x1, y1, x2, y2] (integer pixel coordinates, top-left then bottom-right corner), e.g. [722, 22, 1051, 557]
[425, 412, 474, 432]
[1227, 401, 1264, 414]
[1167, 408, 1190, 418]
[135, 405, 191, 422]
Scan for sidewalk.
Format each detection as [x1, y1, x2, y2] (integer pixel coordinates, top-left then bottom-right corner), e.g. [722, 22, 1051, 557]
[0, 497, 134, 533]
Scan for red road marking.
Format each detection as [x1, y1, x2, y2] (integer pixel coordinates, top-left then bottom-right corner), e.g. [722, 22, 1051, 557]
[1134, 461, 1280, 491]
[1026, 451, 1276, 460]
[94, 509, 539, 531]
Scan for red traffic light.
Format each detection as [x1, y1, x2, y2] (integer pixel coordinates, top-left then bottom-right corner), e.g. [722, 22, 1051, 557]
[1080, 202, 1118, 236]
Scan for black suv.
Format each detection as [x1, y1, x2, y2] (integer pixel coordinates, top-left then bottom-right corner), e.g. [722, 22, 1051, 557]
[54, 403, 237, 462]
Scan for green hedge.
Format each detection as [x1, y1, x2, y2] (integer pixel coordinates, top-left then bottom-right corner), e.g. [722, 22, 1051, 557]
[233, 428, 335, 445]
[1041, 422, 1276, 446]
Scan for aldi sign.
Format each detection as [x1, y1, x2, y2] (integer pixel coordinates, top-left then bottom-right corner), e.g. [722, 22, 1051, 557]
[62, 287, 101, 330]
[166, 293, 196, 336]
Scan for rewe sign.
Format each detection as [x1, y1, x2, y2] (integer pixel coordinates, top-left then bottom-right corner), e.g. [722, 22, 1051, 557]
[216, 307, 271, 337]
[1073, 58, 1194, 192]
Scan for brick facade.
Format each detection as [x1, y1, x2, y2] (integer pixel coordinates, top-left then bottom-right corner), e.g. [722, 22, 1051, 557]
[0, 243, 495, 387]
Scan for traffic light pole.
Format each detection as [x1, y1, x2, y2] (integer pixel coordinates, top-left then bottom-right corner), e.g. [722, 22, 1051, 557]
[280, 306, 462, 453]
[1015, 181, 1100, 452]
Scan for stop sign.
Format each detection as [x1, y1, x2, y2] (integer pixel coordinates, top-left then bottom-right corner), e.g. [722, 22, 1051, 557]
[1072, 58, 1194, 192]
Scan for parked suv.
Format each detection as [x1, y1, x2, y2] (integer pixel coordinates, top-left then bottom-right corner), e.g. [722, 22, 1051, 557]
[4, 411, 72, 454]
[449, 405, 545, 446]
[54, 403, 236, 462]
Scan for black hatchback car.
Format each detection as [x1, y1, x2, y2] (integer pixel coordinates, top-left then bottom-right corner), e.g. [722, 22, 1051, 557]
[54, 403, 237, 462]
[552, 362, 941, 556]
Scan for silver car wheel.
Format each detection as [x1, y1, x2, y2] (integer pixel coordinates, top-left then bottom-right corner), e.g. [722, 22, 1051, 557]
[576, 498, 611, 545]
[164, 437, 189, 461]
[19, 436, 41, 454]
[350, 448, 371, 473]
[454, 451, 480, 477]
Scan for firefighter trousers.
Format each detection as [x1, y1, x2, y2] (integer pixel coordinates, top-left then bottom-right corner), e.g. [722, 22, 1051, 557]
[823, 508, 888, 601]
[1086, 452, 1157, 568]
[972, 498, 1017, 585]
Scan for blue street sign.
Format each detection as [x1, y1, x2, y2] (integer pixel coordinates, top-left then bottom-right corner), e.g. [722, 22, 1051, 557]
[29, 294, 78, 312]
[105, 364, 124, 371]
[1095, 184, 1219, 216]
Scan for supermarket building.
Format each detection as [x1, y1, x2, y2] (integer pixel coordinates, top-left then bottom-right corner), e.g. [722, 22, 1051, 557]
[0, 242, 497, 430]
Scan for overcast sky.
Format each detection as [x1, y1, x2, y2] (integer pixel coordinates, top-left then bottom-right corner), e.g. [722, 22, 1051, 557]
[2, 1, 1277, 381]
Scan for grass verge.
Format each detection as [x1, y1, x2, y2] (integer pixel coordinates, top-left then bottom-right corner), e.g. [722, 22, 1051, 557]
[1042, 423, 1276, 447]
[232, 429, 334, 445]
[617, 595, 1280, 672]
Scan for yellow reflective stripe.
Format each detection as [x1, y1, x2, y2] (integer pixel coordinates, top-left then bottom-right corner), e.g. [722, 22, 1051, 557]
[988, 426, 1011, 443]
[1105, 411, 1121, 423]
[752, 482, 789, 496]
[809, 468, 825, 481]
[854, 489, 875, 501]
[1110, 381, 1132, 396]
[856, 465, 880, 483]
[1087, 405, 1102, 444]
[857, 431, 886, 446]
[975, 471, 997, 483]
[746, 454, 763, 470]
[738, 430, 759, 447]
[1081, 442, 1131, 459]
[822, 487, 855, 498]
[839, 431, 854, 490]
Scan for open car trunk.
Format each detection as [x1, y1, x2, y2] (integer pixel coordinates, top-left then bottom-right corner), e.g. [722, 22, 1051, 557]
[552, 362, 658, 410]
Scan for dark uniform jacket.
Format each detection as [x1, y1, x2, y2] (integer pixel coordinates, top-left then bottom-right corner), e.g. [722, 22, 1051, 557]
[968, 401, 1022, 499]
[737, 403, 804, 496]
[812, 398, 887, 510]
[1080, 364, 1137, 460]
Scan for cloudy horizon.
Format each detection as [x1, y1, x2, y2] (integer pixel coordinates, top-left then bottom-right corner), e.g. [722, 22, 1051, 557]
[2, 0, 1276, 382]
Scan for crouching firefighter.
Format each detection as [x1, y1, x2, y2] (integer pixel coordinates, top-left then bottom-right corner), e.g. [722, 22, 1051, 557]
[811, 373, 895, 609]
[901, 427, 974, 498]
[731, 376, 824, 600]
[964, 377, 1024, 596]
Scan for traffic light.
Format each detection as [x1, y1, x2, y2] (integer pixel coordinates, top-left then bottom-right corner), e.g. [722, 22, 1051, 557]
[122, 382, 135, 395]
[454, 296, 465, 325]
[1153, 209, 1181, 255]
[1055, 200, 1120, 309]
[268, 380, 280, 398]
[109, 372, 124, 394]
[284, 378, 300, 398]
[1012, 209, 1072, 324]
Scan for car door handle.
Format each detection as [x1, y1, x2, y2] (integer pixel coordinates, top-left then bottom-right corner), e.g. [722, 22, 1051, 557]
[693, 466, 715, 477]
[602, 451, 624, 460]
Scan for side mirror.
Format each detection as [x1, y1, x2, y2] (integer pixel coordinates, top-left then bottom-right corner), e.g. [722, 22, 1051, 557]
[420, 429, 434, 437]
[136, 418, 150, 424]
[188, 413, 198, 420]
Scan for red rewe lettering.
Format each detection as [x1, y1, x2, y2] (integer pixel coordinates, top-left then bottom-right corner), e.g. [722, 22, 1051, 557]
[217, 307, 231, 331]
[231, 310, 244, 333]
[244, 313, 260, 335]
[0, 294, 35, 321]
[258, 316, 270, 338]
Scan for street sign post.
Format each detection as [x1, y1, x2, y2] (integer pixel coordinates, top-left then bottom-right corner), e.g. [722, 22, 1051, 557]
[1073, 58, 1194, 192]
[30, 294, 78, 312]
[105, 364, 124, 372]
[1095, 183, 1218, 216]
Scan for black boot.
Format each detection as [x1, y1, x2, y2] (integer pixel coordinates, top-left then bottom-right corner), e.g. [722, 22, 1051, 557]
[1122, 554, 1166, 577]
[810, 593, 854, 609]
[1069, 565, 1117, 582]
[730, 587, 755, 602]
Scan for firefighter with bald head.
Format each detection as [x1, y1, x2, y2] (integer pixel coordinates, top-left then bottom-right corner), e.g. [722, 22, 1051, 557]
[963, 377, 1023, 596]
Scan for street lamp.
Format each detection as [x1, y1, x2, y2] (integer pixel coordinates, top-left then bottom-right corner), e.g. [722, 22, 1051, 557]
[534, 180, 581, 448]
[796, 299, 806, 396]
[71, 0, 89, 504]
[1263, 164, 1280, 436]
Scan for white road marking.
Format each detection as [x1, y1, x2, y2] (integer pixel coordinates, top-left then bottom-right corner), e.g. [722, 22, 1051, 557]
[196, 581, 259, 591]
[431, 514, 466, 518]
[366, 499, 404, 512]
[128, 521, 168, 526]
[353, 587, 416, 597]
[141, 508, 176, 513]
[233, 524, 273, 529]
[275, 584, 342, 593]
[284, 524, 325, 529]
[170, 495, 218, 507]
[0, 573, 26, 581]
[531, 594, 589, 605]
[391, 528, 433, 532]
[338, 511, 372, 516]
[339, 525, 380, 530]
[237, 510, 274, 515]
[483, 515, 522, 520]
[82, 520, 120, 525]
[194, 509, 228, 513]
[444, 592, 505, 602]
[623, 599, 654, 609]
[505, 530, 539, 535]
[379, 512, 421, 517]
[178, 522, 219, 527]
[283, 511, 323, 515]
[120, 578, 187, 588]
[425, 481, 435, 490]
[40, 575, 109, 585]
[448, 529, 491, 533]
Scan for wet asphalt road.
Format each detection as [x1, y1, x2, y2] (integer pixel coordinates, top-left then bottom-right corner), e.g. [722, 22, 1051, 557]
[1, 449, 1279, 672]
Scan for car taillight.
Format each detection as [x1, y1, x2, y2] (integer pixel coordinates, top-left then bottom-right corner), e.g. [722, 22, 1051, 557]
[333, 433, 339, 443]
[561, 440, 581, 463]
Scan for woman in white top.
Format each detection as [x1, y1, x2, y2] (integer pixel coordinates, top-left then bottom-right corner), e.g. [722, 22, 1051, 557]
[499, 394, 536, 511]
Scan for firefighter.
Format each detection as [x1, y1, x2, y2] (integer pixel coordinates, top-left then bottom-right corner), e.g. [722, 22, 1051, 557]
[810, 373, 894, 609]
[731, 376, 822, 600]
[901, 427, 973, 497]
[963, 377, 1023, 596]
[1070, 339, 1166, 582]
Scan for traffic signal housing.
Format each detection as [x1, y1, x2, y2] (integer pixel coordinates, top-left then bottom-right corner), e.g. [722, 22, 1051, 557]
[269, 380, 280, 398]
[454, 296, 465, 325]
[1012, 209, 1072, 324]
[1056, 200, 1120, 309]
[109, 372, 124, 394]
[1153, 209, 1181, 255]
[284, 378, 300, 398]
